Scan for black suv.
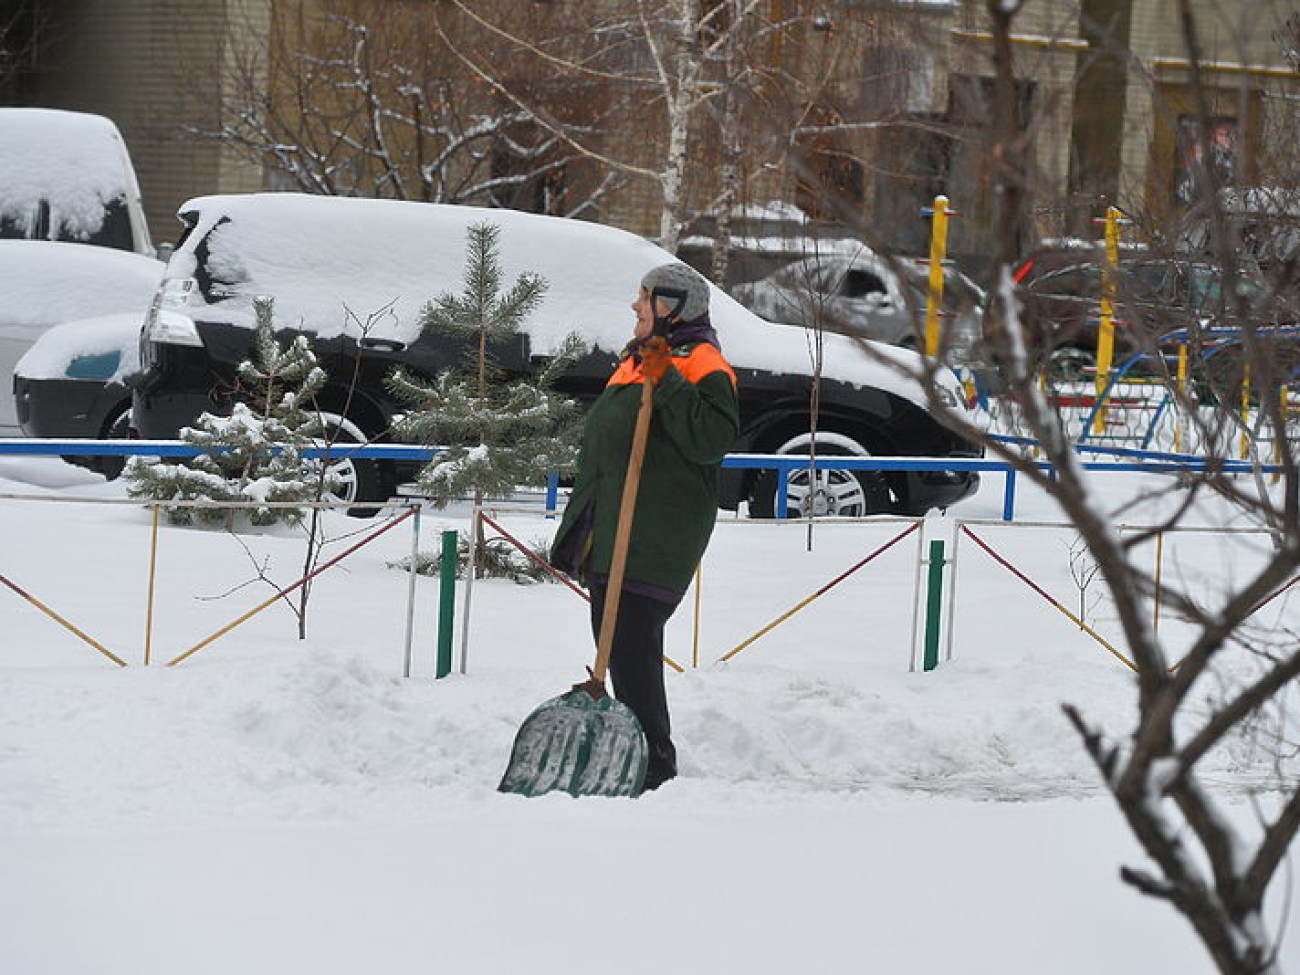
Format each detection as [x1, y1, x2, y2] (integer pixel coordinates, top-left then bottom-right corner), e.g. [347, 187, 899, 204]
[130, 194, 982, 517]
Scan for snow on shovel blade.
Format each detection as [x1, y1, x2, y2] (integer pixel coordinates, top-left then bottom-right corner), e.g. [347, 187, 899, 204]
[498, 685, 647, 798]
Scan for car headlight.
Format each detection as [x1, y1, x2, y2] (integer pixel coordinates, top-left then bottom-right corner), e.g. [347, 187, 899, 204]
[146, 309, 203, 347]
[144, 277, 203, 348]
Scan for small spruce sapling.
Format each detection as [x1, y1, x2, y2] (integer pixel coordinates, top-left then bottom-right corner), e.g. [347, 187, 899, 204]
[387, 221, 585, 506]
[387, 221, 585, 577]
[126, 297, 337, 526]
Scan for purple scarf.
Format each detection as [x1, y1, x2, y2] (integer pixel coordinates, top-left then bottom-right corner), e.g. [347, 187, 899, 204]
[621, 314, 721, 362]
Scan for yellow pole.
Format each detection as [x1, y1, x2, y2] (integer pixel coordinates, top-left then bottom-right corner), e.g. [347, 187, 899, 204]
[720, 589, 824, 663]
[1092, 206, 1121, 434]
[925, 195, 950, 356]
[1153, 531, 1164, 634]
[1, 573, 127, 667]
[719, 523, 922, 663]
[1276, 386, 1287, 481]
[1241, 362, 1251, 460]
[1034, 371, 1046, 458]
[144, 503, 160, 665]
[166, 506, 418, 666]
[1175, 343, 1188, 452]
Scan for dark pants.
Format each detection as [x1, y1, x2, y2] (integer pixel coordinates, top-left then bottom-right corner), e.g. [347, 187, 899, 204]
[588, 584, 678, 785]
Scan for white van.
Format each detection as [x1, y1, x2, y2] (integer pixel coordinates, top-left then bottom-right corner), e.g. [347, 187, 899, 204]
[0, 109, 161, 435]
[0, 108, 153, 255]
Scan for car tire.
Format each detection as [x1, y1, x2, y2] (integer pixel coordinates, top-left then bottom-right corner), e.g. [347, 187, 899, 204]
[1047, 347, 1095, 382]
[748, 437, 892, 519]
[315, 413, 388, 517]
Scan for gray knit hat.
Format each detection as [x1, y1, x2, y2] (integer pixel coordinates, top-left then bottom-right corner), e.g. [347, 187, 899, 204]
[640, 262, 710, 324]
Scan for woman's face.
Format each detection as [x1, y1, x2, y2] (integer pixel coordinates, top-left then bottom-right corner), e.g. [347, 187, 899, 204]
[632, 287, 656, 340]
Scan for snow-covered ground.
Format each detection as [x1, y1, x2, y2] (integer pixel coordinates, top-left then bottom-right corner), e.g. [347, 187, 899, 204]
[2, 454, 1298, 974]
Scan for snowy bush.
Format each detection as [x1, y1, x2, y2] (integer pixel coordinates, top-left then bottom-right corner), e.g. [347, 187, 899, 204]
[126, 297, 338, 526]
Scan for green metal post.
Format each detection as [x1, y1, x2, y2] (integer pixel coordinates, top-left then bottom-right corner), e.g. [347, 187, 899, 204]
[436, 529, 457, 679]
[923, 539, 945, 671]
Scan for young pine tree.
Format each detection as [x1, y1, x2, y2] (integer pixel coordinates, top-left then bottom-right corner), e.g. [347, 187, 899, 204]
[126, 297, 336, 526]
[387, 221, 585, 508]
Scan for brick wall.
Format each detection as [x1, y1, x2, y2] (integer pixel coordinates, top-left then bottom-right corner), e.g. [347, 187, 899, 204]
[18, 0, 1300, 259]
[28, 0, 266, 248]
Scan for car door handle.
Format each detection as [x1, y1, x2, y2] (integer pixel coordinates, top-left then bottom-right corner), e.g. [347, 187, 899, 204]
[359, 337, 406, 352]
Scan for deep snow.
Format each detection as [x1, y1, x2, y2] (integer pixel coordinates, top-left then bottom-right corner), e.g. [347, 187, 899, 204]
[2, 452, 1298, 975]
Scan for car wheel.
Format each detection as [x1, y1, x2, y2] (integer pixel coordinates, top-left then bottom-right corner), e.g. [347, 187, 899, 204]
[748, 435, 892, 519]
[1047, 347, 1095, 382]
[315, 413, 387, 517]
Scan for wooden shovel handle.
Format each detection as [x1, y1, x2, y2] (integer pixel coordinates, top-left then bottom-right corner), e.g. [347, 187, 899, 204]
[591, 376, 655, 684]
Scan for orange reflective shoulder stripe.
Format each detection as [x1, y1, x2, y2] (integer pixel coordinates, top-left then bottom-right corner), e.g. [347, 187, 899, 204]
[676, 343, 737, 386]
[604, 343, 737, 389]
[606, 357, 641, 388]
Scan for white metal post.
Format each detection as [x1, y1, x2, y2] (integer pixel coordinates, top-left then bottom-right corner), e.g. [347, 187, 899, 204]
[458, 504, 480, 675]
[907, 522, 928, 672]
[402, 503, 421, 678]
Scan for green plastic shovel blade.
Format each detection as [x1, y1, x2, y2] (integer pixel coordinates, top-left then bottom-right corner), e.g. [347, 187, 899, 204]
[498, 688, 647, 798]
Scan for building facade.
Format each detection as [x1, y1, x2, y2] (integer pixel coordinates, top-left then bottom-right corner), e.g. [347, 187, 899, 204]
[6, 0, 1297, 272]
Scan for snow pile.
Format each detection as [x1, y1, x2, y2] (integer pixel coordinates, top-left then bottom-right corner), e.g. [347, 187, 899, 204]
[1, 456, 1297, 974]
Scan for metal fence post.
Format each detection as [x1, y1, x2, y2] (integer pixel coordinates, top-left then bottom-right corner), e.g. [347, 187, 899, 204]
[437, 528, 457, 679]
[402, 504, 421, 679]
[923, 539, 946, 671]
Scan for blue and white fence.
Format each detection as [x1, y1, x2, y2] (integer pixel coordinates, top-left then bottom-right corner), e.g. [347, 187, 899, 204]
[0, 438, 1283, 523]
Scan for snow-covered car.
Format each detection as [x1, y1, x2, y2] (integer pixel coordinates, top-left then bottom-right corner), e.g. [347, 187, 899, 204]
[1016, 256, 1295, 379]
[730, 250, 985, 360]
[131, 193, 982, 517]
[13, 313, 140, 478]
[1, 241, 162, 436]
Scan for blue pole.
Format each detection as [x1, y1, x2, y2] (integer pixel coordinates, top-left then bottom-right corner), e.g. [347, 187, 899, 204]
[546, 471, 560, 516]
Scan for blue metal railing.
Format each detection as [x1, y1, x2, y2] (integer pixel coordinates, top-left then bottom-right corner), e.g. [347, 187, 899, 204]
[0, 438, 1282, 522]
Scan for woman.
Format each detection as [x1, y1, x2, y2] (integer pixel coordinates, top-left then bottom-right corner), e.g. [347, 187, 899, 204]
[550, 262, 739, 791]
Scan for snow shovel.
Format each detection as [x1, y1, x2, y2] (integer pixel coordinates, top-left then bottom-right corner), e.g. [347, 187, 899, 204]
[498, 340, 663, 798]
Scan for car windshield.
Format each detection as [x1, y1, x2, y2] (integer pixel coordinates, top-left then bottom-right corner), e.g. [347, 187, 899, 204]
[1032, 265, 1100, 298]
[840, 267, 889, 299]
[774, 260, 838, 293]
[0, 195, 137, 251]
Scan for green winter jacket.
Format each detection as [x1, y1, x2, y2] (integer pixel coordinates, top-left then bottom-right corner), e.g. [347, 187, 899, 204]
[549, 336, 739, 598]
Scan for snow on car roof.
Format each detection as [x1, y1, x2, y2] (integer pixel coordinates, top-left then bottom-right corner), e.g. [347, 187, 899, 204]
[175, 193, 955, 409]
[0, 240, 162, 331]
[0, 109, 145, 244]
